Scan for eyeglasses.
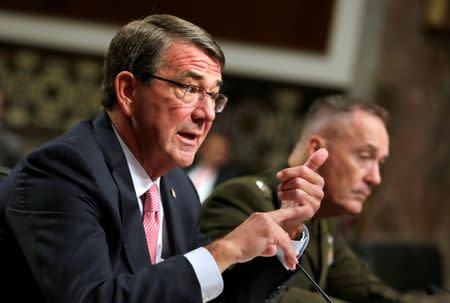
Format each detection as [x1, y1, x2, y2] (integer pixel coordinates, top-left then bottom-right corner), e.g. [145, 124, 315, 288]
[144, 74, 228, 113]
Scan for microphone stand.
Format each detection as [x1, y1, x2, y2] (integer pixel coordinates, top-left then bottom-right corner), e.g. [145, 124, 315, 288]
[285, 221, 332, 302]
[297, 264, 333, 303]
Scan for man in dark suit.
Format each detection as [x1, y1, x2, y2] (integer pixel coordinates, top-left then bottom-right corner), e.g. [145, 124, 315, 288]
[0, 14, 328, 303]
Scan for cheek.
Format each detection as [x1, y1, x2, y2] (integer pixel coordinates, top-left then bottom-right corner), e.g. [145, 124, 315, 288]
[325, 160, 347, 183]
[346, 159, 367, 185]
[194, 130, 210, 153]
[203, 122, 212, 137]
[336, 157, 361, 184]
[321, 160, 354, 195]
[166, 108, 191, 130]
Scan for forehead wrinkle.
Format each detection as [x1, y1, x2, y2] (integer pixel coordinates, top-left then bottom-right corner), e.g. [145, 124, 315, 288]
[181, 70, 204, 80]
[340, 114, 390, 159]
[160, 43, 221, 72]
[170, 53, 221, 73]
[180, 70, 223, 88]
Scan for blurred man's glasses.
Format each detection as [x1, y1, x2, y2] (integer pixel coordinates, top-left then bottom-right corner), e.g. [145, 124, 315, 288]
[143, 74, 228, 113]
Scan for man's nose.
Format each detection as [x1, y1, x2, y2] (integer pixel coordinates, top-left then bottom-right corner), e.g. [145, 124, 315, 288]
[364, 162, 382, 186]
[192, 96, 216, 122]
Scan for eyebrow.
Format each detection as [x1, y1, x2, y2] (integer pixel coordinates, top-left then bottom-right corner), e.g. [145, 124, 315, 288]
[181, 70, 223, 88]
[361, 144, 389, 161]
[363, 144, 378, 153]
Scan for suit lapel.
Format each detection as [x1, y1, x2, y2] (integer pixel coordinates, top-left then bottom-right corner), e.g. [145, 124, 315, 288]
[112, 162, 150, 272]
[92, 112, 150, 273]
[160, 174, 186, 257]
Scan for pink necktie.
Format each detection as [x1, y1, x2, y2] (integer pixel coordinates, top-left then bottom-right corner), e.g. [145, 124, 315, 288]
[142, 184, 161, 264]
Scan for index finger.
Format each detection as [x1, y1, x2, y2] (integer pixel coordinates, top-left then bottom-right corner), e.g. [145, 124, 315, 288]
[303, 148, 329, 171]
[268, 207, 308, 225]
[276, 148, 328, 182]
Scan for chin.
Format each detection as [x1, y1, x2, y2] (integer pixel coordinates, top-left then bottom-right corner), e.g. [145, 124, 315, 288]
[167, 145, 197, 167]
[345, 202, 364, 216]
[174, 154, 196, 168]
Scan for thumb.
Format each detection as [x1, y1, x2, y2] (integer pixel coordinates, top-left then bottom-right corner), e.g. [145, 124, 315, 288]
[303, 148, 329, 171]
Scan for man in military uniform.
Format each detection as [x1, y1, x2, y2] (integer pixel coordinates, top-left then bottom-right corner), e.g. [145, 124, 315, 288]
[201, 95, 416, 303]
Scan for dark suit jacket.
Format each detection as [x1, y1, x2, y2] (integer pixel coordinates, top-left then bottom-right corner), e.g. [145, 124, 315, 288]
[0, 112, 297, 303]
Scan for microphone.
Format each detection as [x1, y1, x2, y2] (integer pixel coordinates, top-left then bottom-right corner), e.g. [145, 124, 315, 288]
[425, 284, 450, 295]
[280, 222, 332, 302]
[297, 264, 333, 303]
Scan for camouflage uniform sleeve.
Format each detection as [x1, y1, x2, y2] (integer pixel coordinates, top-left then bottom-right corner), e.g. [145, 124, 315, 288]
[200, 176, 276, 241]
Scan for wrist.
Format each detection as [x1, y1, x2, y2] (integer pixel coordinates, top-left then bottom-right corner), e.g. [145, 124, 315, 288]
[291, 226, 304, 240]
[205, 239, 239, 273]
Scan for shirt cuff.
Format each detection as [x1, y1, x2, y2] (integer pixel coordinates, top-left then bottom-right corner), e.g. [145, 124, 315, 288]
[276, 225, 310, 270]
[184, 247, 224, 302]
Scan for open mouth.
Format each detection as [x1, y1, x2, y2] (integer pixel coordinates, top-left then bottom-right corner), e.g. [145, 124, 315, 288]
[178, 132, 196, 140]
[177, 131, 199, 146]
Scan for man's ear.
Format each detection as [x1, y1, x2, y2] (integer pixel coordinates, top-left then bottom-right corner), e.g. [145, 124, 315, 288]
[307, 135, 326, 157]
[114, 71, 136, 117]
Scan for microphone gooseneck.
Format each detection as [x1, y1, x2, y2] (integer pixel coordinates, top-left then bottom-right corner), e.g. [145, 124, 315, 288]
[297, 264, 333, 303]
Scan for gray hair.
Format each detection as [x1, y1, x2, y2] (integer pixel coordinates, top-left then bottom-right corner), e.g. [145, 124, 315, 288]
[303, 94, 388, 127]
[288, 94, 389, 165]
[101, 14, 225, 108]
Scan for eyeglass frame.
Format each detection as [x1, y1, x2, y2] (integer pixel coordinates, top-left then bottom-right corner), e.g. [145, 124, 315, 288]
[137, 73, 228, 113]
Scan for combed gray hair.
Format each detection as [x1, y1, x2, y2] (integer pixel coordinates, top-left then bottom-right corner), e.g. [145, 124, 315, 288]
[100, 14, 225, 108]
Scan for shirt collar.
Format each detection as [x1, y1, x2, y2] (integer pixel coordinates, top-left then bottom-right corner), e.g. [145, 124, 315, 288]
[112, 124, 160, 197]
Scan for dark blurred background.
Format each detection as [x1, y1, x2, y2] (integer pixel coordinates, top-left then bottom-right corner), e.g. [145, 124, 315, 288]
[0, 0, 449, 299]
